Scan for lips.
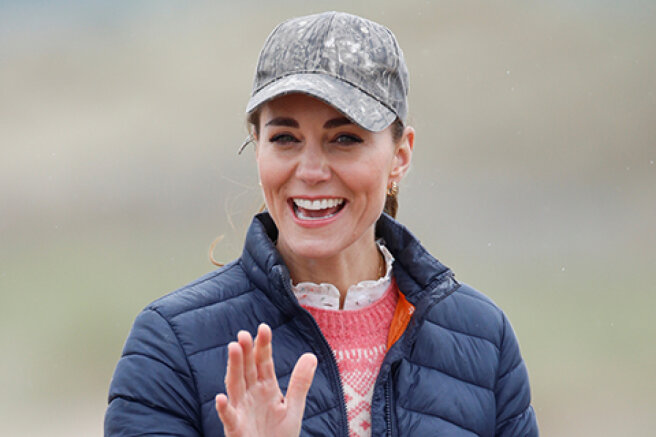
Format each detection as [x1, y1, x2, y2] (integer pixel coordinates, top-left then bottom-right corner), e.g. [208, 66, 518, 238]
[291, 197, 346, 220]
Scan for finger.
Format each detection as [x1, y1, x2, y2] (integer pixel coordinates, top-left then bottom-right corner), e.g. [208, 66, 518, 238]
[237, 330, 257, 388]
[215, 394, 240, 436]
[225, 341, 246, 403]
[254, 323, 276, 382]
[285, 353, 317, 418]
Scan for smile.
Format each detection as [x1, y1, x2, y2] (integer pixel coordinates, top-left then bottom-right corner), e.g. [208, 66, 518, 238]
[291, 198, 346, 221]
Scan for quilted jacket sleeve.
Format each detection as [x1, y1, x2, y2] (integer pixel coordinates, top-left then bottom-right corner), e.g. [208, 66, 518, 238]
[105, 308, 201, 436]
[494, 313, 539, 437]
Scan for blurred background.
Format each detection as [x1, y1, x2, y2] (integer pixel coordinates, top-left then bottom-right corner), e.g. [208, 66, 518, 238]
[1, 0, 654, 435]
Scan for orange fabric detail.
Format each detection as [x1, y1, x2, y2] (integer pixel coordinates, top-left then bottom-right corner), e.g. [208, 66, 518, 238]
[386, 279, 415, 349]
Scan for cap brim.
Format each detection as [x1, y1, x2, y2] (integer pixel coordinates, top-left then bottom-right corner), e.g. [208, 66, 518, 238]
[246, 73, 396, 132]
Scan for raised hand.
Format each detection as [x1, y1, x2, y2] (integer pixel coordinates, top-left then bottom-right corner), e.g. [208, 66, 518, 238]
[215, 323, 317, 437]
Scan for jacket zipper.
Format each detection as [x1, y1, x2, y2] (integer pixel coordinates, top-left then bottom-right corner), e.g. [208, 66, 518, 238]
[280, 271, 350, 437]
[385, 377, 393, 437]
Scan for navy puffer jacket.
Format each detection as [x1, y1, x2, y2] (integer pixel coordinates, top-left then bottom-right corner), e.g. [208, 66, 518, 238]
[105, 213, 538, 436]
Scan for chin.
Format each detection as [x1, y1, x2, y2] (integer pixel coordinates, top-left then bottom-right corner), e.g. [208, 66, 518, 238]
[283, 238, 344, 260]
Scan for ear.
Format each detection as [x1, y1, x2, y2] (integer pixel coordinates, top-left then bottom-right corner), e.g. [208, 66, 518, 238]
[389, 126, 414, 182]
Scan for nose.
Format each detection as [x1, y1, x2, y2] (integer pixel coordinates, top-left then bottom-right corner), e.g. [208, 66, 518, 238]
[295, 143, 331, 185]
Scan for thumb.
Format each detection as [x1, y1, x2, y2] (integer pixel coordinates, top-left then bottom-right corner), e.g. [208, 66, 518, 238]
[285, 353, 317, 418]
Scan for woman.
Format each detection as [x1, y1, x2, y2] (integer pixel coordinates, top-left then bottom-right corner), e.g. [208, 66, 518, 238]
[105, 11, 538, 437]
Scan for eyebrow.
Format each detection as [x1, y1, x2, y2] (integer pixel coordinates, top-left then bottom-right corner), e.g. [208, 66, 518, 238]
[263, 116, 354, 129]
[265, 117, 299, 128]
[323, 117, 353, 129]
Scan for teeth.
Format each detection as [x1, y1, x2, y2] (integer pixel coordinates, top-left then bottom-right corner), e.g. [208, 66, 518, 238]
[293, 198, 344, 210]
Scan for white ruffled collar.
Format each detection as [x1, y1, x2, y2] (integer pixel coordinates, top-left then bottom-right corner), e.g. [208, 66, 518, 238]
[291, 240, 394, 311]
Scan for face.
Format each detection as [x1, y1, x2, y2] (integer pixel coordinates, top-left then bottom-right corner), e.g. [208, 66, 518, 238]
[255, 93, 413, 262]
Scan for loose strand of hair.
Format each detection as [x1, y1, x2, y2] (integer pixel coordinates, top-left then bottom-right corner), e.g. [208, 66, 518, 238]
[209, 235, 225, 267]
[209, 203, 267, 267]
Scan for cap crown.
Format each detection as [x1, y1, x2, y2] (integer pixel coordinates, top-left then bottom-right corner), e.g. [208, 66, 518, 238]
[252, 12, 409, 122]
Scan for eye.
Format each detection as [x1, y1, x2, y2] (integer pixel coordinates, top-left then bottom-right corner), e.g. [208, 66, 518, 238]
[333, 133, 363, 145]
[269, 133, 299, 144]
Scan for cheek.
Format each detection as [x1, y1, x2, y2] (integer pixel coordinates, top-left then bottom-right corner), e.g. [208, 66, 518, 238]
[343, 166, 390, 212]
[256, 150, 274, 184]
[256, 154, 288, 204]
[344, 156, 393, 193]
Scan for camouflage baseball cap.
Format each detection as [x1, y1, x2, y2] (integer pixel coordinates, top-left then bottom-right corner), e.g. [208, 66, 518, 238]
[246, 11, 409, 132]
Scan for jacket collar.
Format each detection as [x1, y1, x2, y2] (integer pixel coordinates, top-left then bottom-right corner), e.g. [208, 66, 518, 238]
[240, 212, 456, 310]
[375, 213, 456, 305]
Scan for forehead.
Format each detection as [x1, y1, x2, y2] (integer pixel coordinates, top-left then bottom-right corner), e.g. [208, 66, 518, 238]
[260, 93, 348, 121]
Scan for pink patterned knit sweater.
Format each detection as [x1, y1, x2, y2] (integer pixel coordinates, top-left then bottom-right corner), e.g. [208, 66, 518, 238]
[303, 282, 398, 437]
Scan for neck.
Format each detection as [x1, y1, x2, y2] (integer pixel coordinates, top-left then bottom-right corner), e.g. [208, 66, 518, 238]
[278, 234, 383, 309]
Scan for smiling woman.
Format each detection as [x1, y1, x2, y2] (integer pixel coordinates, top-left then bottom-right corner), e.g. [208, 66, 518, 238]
[105, 11, 538, 437]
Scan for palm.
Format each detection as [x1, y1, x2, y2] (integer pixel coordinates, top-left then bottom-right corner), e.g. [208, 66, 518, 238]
[216, 324, 317, 437]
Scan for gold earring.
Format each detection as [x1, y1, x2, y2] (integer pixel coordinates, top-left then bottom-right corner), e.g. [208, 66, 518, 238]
[387, 181, 399, 197]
